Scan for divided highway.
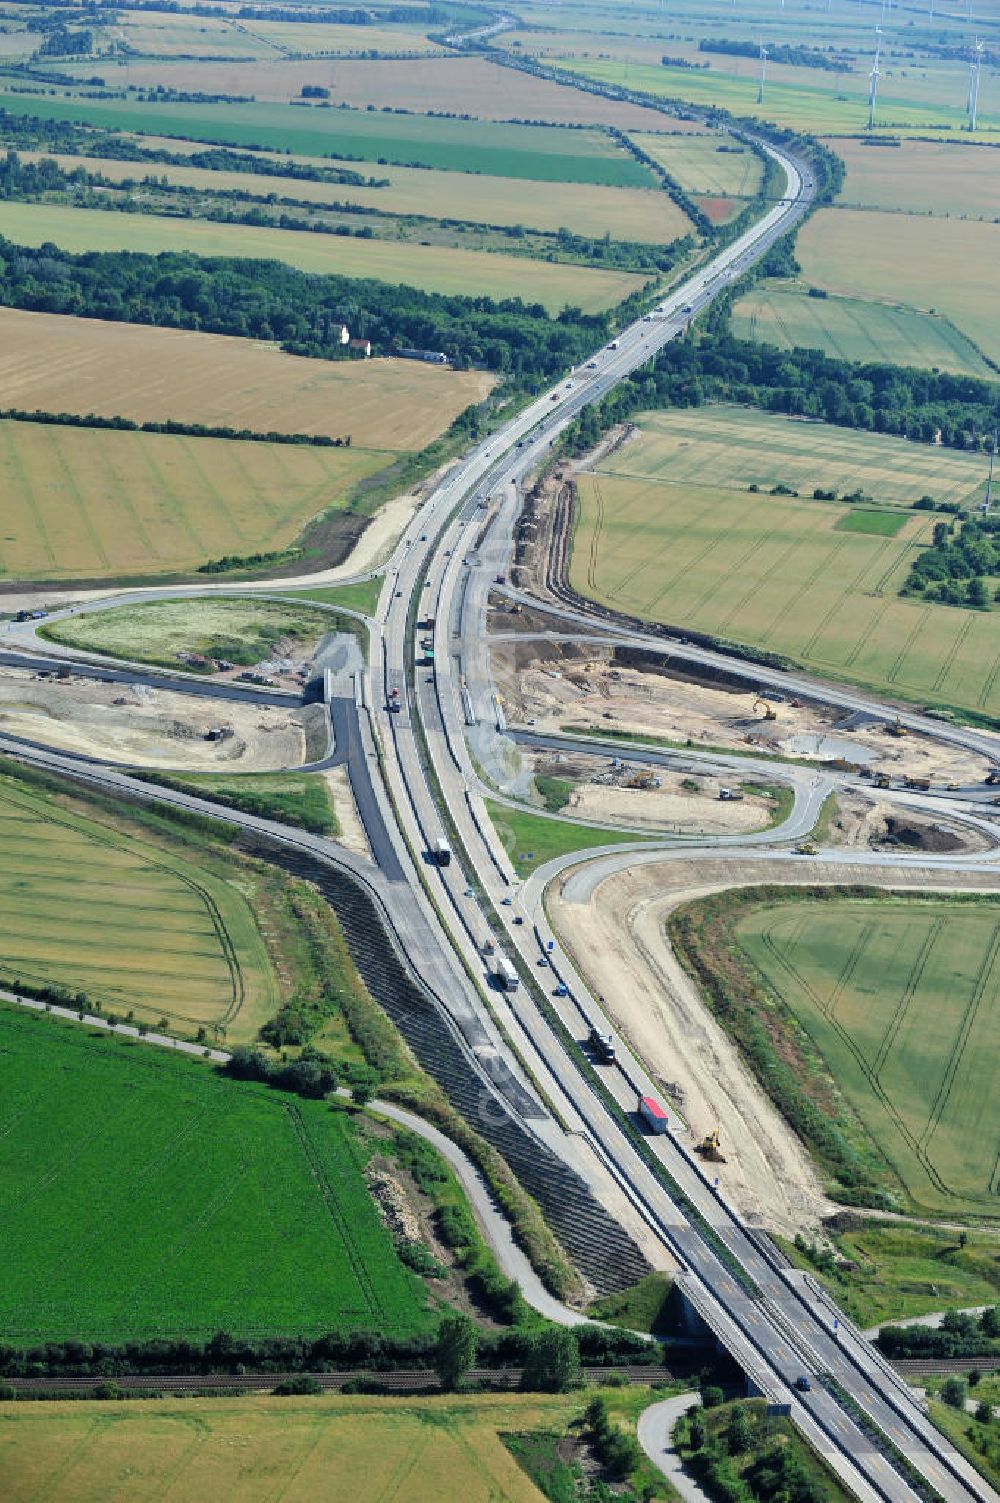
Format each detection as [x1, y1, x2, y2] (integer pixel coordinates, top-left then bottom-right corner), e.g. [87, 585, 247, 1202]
[367, 134, 1000, 1503]
[0, 121, 996, 1503]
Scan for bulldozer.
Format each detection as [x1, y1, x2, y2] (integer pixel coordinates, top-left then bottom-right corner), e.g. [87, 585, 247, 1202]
[696, 1127, 727, 1164]
[753, 697, 778, 721]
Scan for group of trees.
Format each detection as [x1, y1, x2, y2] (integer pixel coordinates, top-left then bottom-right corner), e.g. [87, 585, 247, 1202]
[877, 1306, 1000, 1360]
[902, 516, 1000, 607]
[433, 1313, 581, 1393]
[562, 330, 1000, 458]
[0, 236, 617, 378]
[684, 1400, 830, 1503]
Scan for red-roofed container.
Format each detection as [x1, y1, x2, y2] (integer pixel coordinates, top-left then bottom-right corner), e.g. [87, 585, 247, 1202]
[639, 1095, 669, 1135]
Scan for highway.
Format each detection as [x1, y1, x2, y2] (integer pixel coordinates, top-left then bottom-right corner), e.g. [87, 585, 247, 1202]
[362, 128, 1000, 1503]
[0, 113, 997, 1503]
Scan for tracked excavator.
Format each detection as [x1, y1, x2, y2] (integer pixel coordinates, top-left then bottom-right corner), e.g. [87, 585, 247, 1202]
[753, 697, 778, 721]
[696, 1128, 727, 1164]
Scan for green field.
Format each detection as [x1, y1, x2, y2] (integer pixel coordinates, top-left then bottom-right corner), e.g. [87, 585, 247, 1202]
[780, 1220, 1000, 1328]
[44, 597, 339, 671]
[630, 130, 764, 196]
[145, 771, 340, 837]
[485, 799, 651, 876]
[286, 578, 383, 615]
[12, 146, 689, 244]
[0, 1005, 428, 1343]
[572, 407, 1000, 717]
[731, 285, 994, 381]
[0, 93, 657, 184]
[0, 201, 648, 314]
[735, 897, 1000, 1216]
[0, 1390, 596, 1503]
[0, 770, 278, 1034]
[0, 420, 387, 584]
[835, 509, 908, 537]
[796, 209, 1000, 368]
[555, 54, 998, 137]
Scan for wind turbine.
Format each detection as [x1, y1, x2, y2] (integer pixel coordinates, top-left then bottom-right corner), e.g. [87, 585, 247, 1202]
[758, 43, 769, 104]
[986, 430, 997, 511]
[967, 37, 984, 131]
[868, 27, 883, 129]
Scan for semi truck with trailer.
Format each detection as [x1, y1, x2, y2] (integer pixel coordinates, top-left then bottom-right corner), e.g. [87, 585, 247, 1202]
[493, 956, 519, 991]
[639, 1095, 669, 1135]
[589, 1026, 616, 1063]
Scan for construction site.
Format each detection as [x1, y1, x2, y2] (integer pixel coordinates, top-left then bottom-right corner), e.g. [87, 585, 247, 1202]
[0, 665, 323, 771]
[488, 620, 990, 789]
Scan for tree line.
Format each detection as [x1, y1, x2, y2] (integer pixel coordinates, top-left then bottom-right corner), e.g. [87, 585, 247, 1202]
[0, 405, 350, 447]
[561, 326, 1000, 459]
[0, 235, 622, 377]
[698, 38, 850, 72]
[0, 1319, 654, 1382]
[877, 1306, 1000, 1360]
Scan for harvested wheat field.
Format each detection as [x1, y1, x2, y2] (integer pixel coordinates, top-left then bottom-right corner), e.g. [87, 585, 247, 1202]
[0, 419, 386, 582]
[0, 1391, 581, 1503]
[0, 307, 494, 445]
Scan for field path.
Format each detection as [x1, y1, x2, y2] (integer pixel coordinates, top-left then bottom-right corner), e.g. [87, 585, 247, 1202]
[637, 1393, 712, 1503]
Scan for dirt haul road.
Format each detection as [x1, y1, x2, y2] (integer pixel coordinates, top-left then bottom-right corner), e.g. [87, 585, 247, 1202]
[549, 856, 1000, 1238]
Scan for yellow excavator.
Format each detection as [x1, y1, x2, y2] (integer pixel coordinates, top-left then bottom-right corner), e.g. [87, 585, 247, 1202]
[753, 697, 778, 721]
[696, 1128, 727, 1164]
[887, 716, 907, 738]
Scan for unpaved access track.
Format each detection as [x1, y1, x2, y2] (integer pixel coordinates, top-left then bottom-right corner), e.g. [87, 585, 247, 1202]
[549, 856, 1000, 1238]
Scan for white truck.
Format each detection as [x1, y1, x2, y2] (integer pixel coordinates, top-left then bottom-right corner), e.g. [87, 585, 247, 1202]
[431, 838, 452, 866]
[494, 956, 519, 992]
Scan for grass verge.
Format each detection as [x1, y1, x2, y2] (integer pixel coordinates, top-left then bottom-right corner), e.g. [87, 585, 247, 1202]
[775, 1219, 1000, 1330]
[485, 799, 653, 876]
[137, 770, 339, 837]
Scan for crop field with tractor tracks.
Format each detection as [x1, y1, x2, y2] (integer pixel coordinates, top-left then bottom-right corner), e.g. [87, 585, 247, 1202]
[571, 407, 999, 717]
[735, 895, 1000, 1217]
[0, 772, 278, 1034]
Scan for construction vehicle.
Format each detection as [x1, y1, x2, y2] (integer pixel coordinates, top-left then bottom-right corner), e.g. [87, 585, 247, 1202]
[753, 697, 778, 721]
[696, 1128, 727, 1163]
[887, 717, 907, 738]
[904, 775, 931, 791]
[718, 787, 745, 802]
[987, 770, 1000, 786]
[794, 841, 818, 855]
[627, 768, 659, 789]
[873, 772, 891, 789]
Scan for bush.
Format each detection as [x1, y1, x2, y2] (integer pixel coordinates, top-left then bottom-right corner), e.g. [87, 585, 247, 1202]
[273, 1375, 323, 1395]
